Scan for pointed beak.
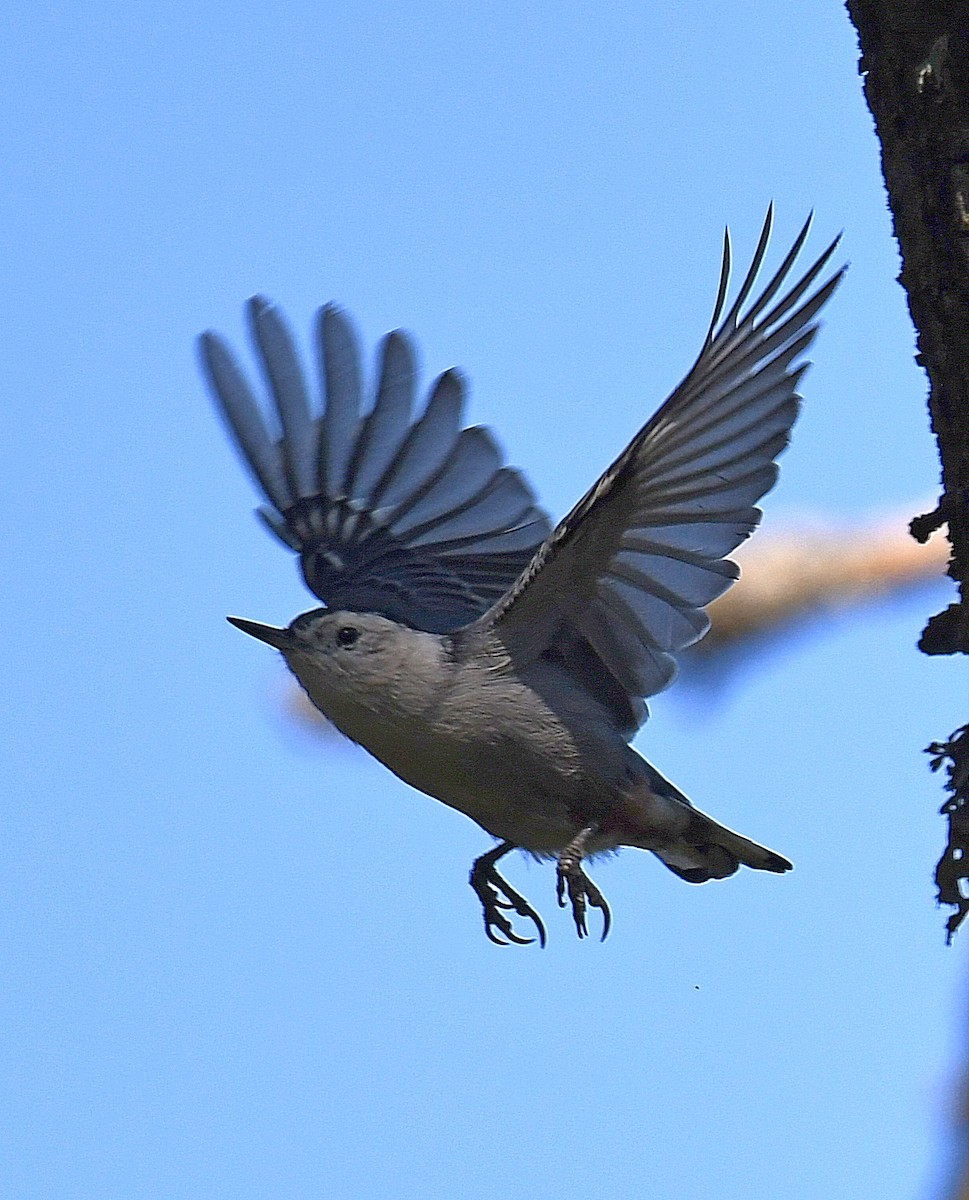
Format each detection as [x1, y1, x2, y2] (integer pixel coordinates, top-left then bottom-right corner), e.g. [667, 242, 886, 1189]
[226, 616, 295, 651]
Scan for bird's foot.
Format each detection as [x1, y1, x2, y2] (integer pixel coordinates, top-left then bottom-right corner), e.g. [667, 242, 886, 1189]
[469, 843, 547, 948]
[556, 826, 612, 941]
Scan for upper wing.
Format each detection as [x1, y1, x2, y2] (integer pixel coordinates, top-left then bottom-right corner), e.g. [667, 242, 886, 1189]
[199, 300, 551, 633]
[475, 209, 844, 732]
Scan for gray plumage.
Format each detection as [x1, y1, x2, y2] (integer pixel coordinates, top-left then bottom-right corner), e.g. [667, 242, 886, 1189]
[201, 208, 844, 945]
[201, 299, 550, 633]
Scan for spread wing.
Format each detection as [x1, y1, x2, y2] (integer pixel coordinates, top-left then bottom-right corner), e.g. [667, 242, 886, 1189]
[475, 209, 844, 734]
[199, 300, 551, 633]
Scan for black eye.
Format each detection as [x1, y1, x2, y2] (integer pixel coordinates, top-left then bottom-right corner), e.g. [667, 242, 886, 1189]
[336, 625, 359, 647]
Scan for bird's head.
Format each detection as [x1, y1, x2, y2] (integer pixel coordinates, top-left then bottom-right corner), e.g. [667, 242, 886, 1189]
[226, 608, 446, 731]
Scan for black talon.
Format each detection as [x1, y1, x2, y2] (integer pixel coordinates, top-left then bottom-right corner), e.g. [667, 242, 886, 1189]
[469, 841, 547, 948]
[484, 921, 512, 948]
[556, 825, 612, 942]
[597, 897, 612, 942]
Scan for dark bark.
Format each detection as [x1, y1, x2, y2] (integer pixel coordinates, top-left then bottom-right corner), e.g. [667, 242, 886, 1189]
[845, 1, 969, 939]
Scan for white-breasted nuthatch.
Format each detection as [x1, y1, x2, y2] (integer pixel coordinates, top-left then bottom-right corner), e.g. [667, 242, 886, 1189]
[200, 209, 843, 945]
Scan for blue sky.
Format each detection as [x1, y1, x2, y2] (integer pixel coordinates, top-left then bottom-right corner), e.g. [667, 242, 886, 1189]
[2, 3, 965, 1198]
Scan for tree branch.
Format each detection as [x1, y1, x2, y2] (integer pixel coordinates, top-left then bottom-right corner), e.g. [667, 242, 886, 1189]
[845, 0, 969, 943]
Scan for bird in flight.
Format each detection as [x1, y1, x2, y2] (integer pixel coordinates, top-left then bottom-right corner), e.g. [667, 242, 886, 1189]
[200, 209, 843, 946]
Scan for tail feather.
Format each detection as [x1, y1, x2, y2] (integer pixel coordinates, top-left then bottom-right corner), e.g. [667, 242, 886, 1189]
[633, 757, 792, 884]
[657, 816, 792, 884]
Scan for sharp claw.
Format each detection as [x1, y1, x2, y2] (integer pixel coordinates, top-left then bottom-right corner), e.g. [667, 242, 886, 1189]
[494, 895, 545, 946]
[556, 831, 612, 943]
[470, 846, 547, 948]
[597, 898, 612, 942]
[509, 896, 546, 948]
[580, 878, 611, 942]
[485, 924, 510, 947]
[484, 906, 536, 946]
[505, 928, 536, 946]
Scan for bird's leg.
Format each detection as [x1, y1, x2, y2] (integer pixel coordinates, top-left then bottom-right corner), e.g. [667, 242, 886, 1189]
[556, 825, 612, 941]
[469, 842, 547, 948]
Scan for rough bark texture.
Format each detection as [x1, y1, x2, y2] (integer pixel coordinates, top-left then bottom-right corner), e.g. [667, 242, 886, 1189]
[845, 2, 969, 942]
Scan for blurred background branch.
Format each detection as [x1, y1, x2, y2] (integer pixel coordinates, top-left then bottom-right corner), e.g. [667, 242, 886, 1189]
[700, 513, 949, 656]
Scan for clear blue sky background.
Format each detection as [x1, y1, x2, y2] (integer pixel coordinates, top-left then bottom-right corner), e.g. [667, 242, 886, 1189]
[2, 4, 966, 1198]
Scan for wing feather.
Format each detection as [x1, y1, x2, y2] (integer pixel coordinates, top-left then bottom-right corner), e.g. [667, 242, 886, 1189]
[200, 301, 551, 633]
[472, 210, 844, 734]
